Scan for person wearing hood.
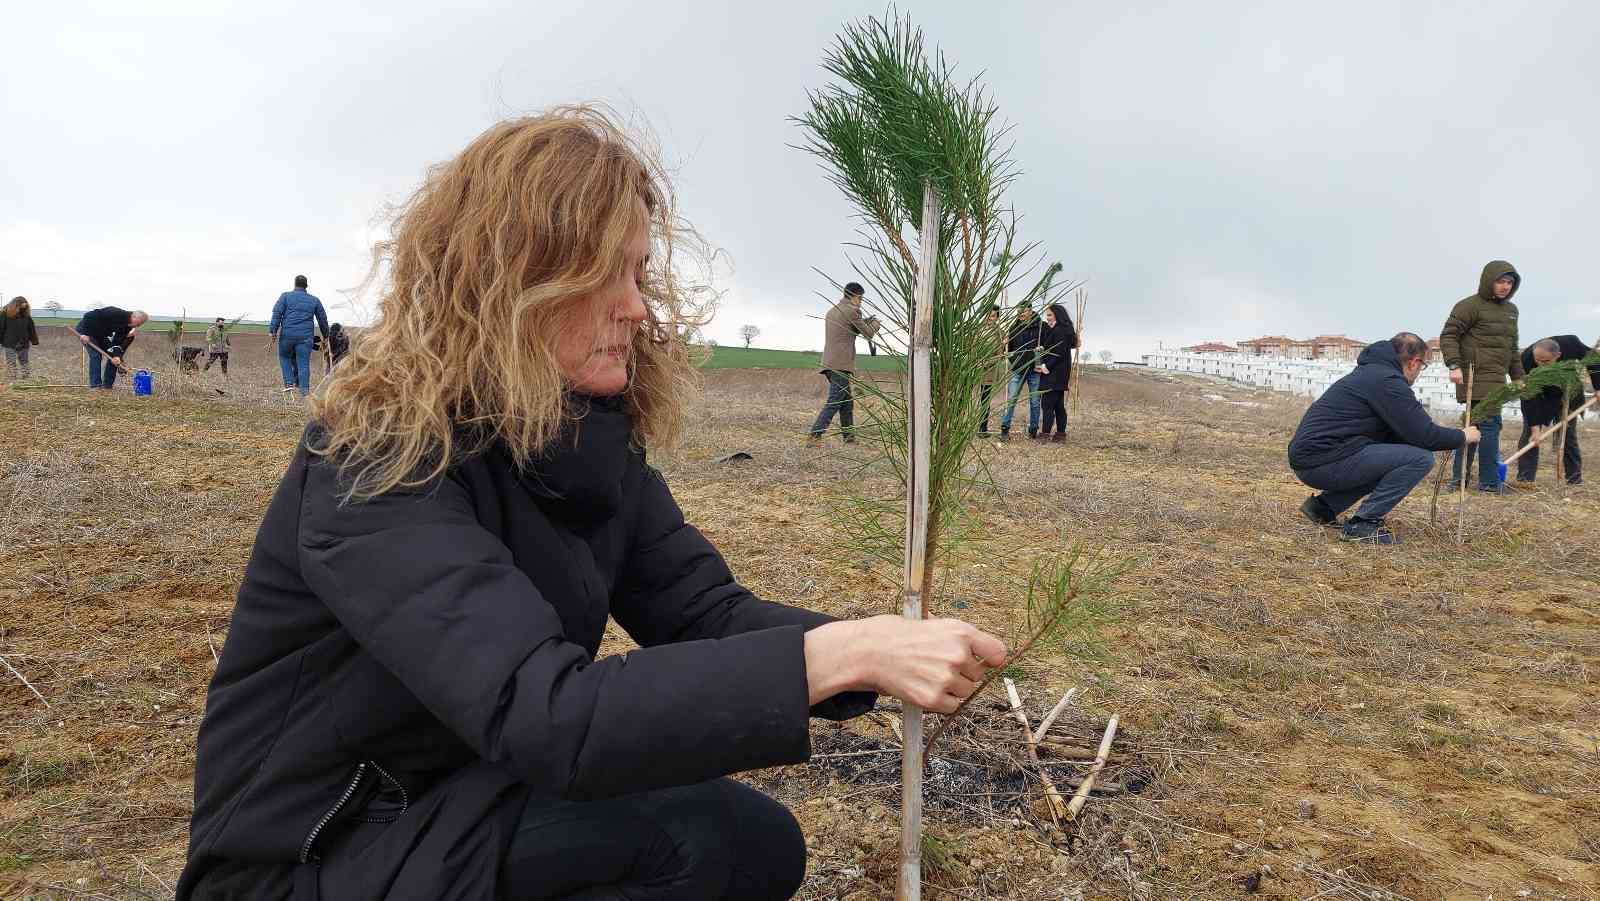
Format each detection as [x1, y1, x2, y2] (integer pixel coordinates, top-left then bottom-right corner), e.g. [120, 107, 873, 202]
[1288, 333, 1479, 544]
[1514, 336, 1600, 485]
[1439, 260, 1524, 493]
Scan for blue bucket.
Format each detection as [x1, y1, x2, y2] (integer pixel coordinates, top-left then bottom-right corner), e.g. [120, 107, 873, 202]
[133, 370, 153, 396]
[1497, 460, 1507, 483]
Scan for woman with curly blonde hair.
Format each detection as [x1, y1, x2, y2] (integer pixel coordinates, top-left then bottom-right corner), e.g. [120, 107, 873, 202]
[180, 107, 1005, 901]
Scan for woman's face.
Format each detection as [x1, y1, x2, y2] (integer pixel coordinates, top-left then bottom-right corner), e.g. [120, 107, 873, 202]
[1042, 308, 1057, 327]
[555, 214, 650, 396]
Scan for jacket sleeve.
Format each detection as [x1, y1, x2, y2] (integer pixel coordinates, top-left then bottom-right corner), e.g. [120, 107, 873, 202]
[296, 461, 827, 801]
[315, 301, 330, 338]
[612, 466, 876, 721]
[269, 295, 285, 335]
[1373, 374, 1466, 451]
[850, 307, 881, 340]
[1508, 306, 1525, 380]
[1439, 300, 1475, 370]
[28, 317, 38, 345]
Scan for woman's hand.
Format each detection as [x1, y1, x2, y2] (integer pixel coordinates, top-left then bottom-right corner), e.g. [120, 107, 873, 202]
[804, 615, 1008, 713]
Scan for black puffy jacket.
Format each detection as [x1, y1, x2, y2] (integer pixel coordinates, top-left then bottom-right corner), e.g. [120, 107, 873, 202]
[1289, 341, 1466, 470]
[180, 397, 873, 900]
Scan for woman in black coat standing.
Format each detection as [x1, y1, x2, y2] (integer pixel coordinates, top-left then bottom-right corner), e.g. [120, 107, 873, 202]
[178, 108, 1008, 901]
[1036, 303, 1078, 441]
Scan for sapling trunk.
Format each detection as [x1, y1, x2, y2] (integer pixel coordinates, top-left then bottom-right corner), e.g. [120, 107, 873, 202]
[1456, 366, 1475, 543]
[897, 182, 940, 901]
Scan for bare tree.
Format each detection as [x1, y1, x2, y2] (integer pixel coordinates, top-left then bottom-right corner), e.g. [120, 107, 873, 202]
[738, 324, 760, 348]
[43, 300, 63, 314]
[1098, 350, 1113, 363]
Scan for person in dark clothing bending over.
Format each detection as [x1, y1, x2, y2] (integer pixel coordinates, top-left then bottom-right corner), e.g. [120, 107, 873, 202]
[179, 110, 1007, 901]
[807, 282, 880, 445]
[1289, 333, 1479, 545]
[73, 306, 148, 389]
[1515, 336, 1600, 485]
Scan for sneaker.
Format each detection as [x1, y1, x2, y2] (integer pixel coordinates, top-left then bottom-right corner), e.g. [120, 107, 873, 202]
[1340, 517, 1398, 545]
[1027, 429, 1039, 439]
[1566, 477, 1583, 486]
[1049, 433, 1065, 443]
[1300, 495, 1338, 527]
[1476, 483, 1514, 495]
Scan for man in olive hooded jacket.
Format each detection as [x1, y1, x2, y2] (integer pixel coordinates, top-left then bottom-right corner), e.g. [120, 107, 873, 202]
[1439, 260, 1524, 492]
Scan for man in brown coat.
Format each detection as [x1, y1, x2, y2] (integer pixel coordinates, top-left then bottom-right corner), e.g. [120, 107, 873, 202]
[808, 283, 880, 444]
[1439, 259, 1524, 492]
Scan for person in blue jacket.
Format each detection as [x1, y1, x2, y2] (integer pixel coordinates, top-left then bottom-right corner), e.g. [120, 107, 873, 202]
[1288, 333, 1480, 545]
[269, 274, 330, 396]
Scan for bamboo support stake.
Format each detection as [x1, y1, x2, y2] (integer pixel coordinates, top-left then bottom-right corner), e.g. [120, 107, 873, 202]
[1456, 367, 1475, 544]
[1031, 687, 1079, 744]
[1003, 678, 1067, 826]
[1070, 289, 1088, 415]
[1430, 390, 1475, 522]
[897, 181, 940, 901]
[1553, 390, 1571, 485]
[1, 653, 51, 708]
[1502, 396, 1599, 467]
[1065, 716, 1119, 821]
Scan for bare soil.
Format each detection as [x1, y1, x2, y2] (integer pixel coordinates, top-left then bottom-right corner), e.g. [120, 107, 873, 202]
[3, 340, 1597, 899]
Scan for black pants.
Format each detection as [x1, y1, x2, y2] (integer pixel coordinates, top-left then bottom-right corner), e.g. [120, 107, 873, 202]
[809, 370, 854, 439]
[1040, 389, 1067, 435]
[203, 351, 229, 374]
[1517, 418, 1583, 484]
[502, 778, 805, 901]
[979, 383, 994, 433]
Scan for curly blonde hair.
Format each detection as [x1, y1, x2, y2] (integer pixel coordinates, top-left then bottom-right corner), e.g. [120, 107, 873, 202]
[310, 106, 707, 498]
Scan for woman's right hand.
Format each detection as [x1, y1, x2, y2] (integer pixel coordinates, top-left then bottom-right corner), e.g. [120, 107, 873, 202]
[78, 334, 91, 345]
[804, 615, 1008, 713]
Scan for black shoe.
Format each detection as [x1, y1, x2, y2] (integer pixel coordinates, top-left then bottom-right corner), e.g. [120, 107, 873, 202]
[1027, 429, 1038, 439]
[1476, 483, 1514, 495]
[999, 428, 1011, 442]
[1340, 517, 1398, 545]
[979, 429, 992, 438]
[1049, 433, 1064, 443]
[1566, 477, 1583, 486]
[1300, 495, 1338, 527]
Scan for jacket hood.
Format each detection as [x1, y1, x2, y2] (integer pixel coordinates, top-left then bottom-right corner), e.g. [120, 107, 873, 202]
[1355, 340, 1402, 373]
[1477, 260, 1520, 302]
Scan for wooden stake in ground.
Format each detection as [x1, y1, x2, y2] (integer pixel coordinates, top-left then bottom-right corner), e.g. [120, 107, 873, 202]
[1456, 366, 1475, 544]
[1003, 678, 1067, 826]
[1065, 715, 1119, 821]
[1430, 385, 1476, 522]
[898, 181, 940, 901]
[1553, 387, 1571, 485]
[1069, 288, 1088, 416]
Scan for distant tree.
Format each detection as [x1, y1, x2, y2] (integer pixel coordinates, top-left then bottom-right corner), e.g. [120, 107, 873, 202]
[1098, 350, 1114, 363]
[43, 300, 63, 314]
[738, 324, 760, 348]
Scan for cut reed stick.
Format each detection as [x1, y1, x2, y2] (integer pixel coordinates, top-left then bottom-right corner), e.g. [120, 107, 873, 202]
[1456, 366, 1475, 544]
[1031, 687, 1079, 744]
[1, 653, 51, 708]
[1004, 678, 1067, 825]
[1429, 392, 1475, 522]
[1070, 289, 1088, 415]
[1065, 715, 1119, 821]
[897, 181, 940, 901]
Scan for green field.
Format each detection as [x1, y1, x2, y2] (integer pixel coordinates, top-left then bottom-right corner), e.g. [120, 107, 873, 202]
[702, 344, 903, 371]
[34, 316, 273, 334]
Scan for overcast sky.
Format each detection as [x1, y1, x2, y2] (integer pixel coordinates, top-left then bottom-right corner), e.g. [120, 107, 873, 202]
[4, 0, 1597, 359]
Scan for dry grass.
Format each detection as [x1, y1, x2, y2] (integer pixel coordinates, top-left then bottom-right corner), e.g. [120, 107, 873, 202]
[2, 356, 1598, 900]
